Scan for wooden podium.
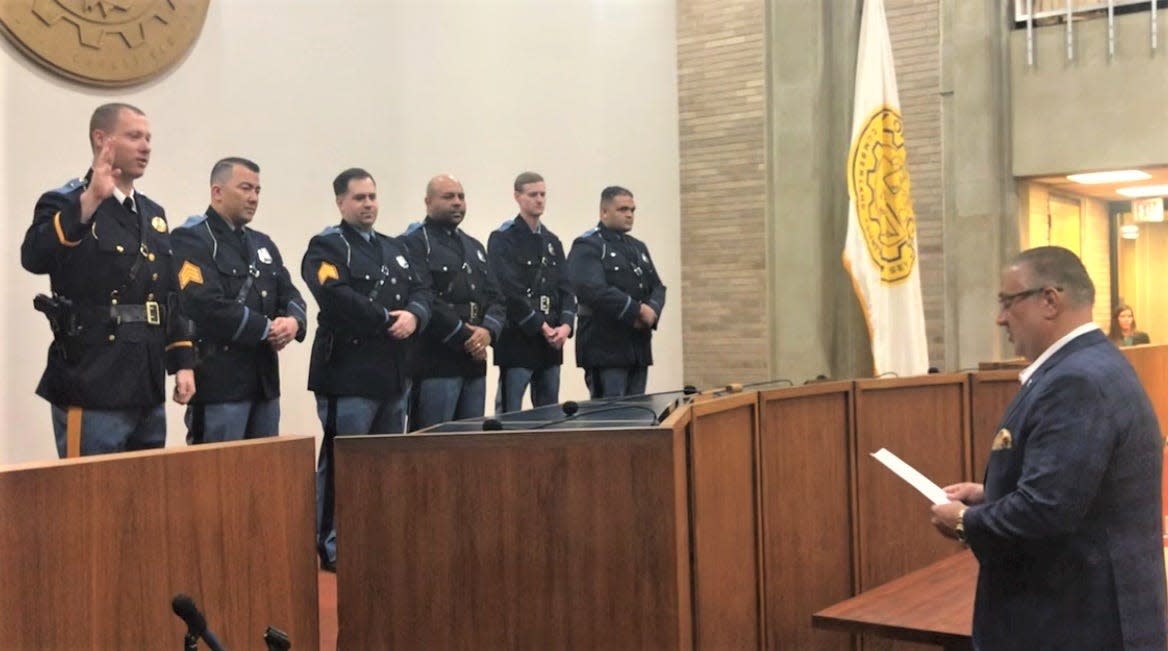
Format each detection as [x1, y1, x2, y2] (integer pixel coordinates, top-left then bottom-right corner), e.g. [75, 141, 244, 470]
[331, 346, 1168, 649]
[0, 436, 319, 651]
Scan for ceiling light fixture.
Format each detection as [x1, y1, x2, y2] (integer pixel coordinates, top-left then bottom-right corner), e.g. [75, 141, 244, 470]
[1117, 185, 1168, 198]
[1066, 170, 1151, 184]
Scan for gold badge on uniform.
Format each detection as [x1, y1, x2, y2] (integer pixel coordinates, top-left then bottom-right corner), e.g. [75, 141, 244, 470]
[178, 261, 203, 289]
[151, 216, 168, 233]
[991, 428, 1013, 451]
[317, 261, 340, 285]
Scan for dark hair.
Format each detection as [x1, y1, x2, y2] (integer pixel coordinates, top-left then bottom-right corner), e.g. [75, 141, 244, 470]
[1012, 246, 1095, 308]
[1108, 303, 1137, 342]
[334, 168, 375, 196]
[600, 185, 633, 210]
[88, 102, 145, 149]
[209, 157, 259, 185]
[513, 171, 544, 192]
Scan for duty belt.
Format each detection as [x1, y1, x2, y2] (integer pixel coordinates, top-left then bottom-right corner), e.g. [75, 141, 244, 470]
[80, 301, 165, 326]
[454, 301, 482, 324]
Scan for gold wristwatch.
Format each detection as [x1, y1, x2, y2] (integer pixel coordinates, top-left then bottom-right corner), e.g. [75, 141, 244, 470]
[954, 507, 968, 543]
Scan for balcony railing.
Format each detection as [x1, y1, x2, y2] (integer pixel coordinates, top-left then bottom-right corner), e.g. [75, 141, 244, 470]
[1014, 0, 1161, 64]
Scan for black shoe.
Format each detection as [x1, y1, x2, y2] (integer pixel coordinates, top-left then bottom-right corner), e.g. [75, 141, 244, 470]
[321, 558, 336, 573]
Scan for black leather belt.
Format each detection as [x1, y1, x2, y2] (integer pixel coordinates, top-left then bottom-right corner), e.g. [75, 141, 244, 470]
[80, 301, 165, 326]
[453, 301, 482, 324]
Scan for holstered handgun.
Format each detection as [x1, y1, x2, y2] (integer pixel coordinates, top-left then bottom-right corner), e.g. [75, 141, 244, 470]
[34, 294, 75, 336]
[34, 293, 80, 360]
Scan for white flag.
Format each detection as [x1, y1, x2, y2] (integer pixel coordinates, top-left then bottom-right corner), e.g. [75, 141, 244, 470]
[842, 0, 929, 377]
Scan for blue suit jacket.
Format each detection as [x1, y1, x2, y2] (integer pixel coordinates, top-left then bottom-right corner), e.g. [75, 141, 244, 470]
[966, 329, 1167, 650]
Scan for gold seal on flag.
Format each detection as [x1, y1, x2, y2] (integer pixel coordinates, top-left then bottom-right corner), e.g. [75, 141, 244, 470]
[847, 105, 917, 285]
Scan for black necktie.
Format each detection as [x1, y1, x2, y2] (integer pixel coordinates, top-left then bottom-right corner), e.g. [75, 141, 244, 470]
[123, 196, 135, 213]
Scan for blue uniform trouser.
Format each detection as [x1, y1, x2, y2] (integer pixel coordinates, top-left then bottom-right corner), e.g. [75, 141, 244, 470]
[315, 389, 410, 567]
[584, 366, 649, 399]
[51, 403, 166, 458]
[494, 365, 560, 414]
[184, 399, 280, 444]
[414, 375, 486, 430]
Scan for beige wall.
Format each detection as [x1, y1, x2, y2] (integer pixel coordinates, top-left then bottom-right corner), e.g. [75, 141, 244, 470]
[1018, 181, 1112, 328]
[0, 0, 682, 463]
[1118, 218, 1168, 345]
[1012, 9, 1168, 176]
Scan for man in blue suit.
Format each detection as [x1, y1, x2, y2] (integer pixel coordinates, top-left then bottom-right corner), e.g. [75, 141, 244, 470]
[932, 246, 1167, 650]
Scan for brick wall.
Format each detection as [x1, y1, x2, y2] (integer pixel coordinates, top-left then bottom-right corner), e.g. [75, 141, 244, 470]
[886, 0, 945, 368]
[677, 0, 769, 387]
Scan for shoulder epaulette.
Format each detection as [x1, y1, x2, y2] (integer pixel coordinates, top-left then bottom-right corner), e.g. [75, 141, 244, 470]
[403, 221, 424, 236]
[49, 177, 86, 196]
[174, 214, 207, 231]
[318, 224, 342, 237]
[495, 219, 515, 232]
[580, 227, 600, 239]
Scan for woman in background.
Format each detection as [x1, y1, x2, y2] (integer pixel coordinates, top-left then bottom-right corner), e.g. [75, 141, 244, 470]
[1109, 304, 1150, 346]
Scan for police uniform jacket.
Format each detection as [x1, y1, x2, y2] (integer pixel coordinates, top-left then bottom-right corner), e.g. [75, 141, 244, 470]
[567, 223, 666, 369]
[302, 221, 432, 400]
[172, 208, 307, 404]
[401, 218, 505, 379]
[486, 216, 576, 370]
[20, 171, 195, 409]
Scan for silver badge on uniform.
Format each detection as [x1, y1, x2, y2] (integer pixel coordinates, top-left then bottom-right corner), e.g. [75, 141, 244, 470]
[257, 247, 273, 264]
[396, 255, 409, 269]
[641, 252, 649, 262]
[547, 242, 554, 255]
[477, 249, 486, 262]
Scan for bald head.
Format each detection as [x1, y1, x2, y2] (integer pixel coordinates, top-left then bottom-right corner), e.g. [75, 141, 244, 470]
[425, 174, 466, 225]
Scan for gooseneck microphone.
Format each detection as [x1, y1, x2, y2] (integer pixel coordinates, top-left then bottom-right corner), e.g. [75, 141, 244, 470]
[172, 594, 227, 651]
[532, 401, 661, 429]
[482, 418, 504, 431]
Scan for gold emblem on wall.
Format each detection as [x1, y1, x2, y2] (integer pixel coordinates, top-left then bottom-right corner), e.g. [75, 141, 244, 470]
[0, 1, 210, 88]
[846, 106, 917, 285]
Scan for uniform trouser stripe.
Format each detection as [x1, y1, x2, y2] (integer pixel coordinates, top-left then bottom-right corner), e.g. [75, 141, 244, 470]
[65, 406, 83, 458]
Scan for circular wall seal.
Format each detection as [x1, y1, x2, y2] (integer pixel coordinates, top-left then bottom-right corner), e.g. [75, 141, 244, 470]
[847, 105, 918, 285]
[0, 0, 209, 88]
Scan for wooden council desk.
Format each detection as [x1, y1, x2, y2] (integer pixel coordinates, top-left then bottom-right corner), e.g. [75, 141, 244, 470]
[812, 551, 977, 650]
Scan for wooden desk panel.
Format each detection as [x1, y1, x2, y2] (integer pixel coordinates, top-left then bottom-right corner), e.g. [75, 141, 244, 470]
[758, 382, 854, 651]
[968, 370, 1020, 483]
[1123, 344, 1168, 435]
[336, 429, 689, 650]
[688, 393, 763, 651]
[854, 376, 969, 589]
[0, 437, 319, 651]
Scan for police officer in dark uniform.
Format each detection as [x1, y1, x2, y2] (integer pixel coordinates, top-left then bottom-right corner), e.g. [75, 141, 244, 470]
[487, 171, 576, 413]
[172, 157, 307, 443]
[20, 103, 196, 458]
[401, 174, 504, 429]
[302, 167, 432, 572]
[568, 186, 666, 398]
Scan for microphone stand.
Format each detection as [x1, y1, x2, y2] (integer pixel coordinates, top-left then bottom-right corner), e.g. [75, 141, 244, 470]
[183, 632, 198, 651]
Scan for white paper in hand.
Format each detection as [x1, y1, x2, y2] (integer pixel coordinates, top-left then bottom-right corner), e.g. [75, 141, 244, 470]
[870, 448, 950, 505]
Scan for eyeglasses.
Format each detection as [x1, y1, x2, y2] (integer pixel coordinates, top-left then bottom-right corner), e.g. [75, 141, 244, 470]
[997, 286, 1062, 311]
